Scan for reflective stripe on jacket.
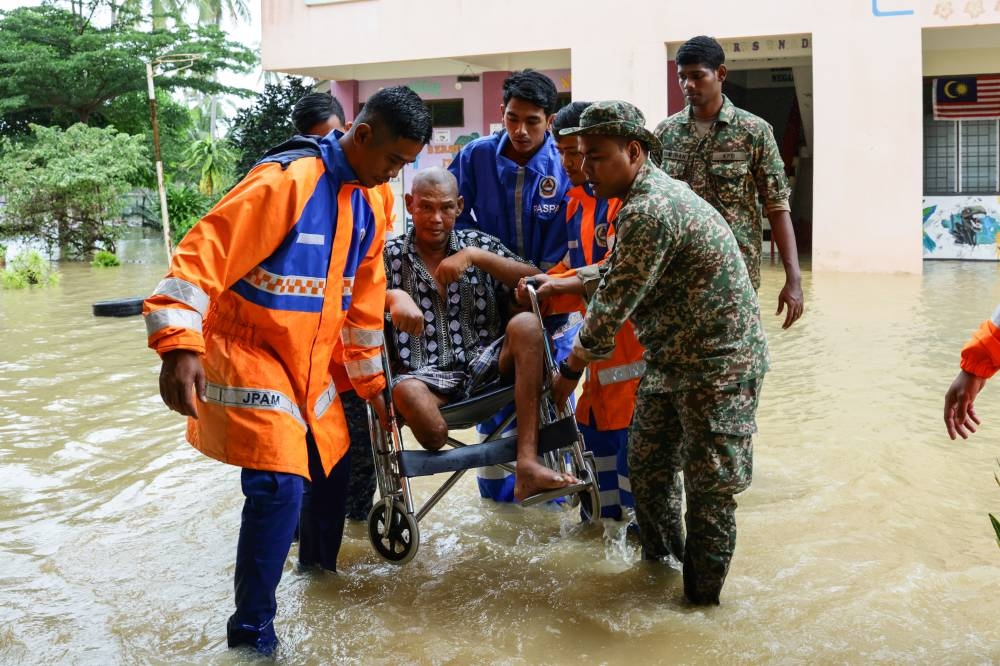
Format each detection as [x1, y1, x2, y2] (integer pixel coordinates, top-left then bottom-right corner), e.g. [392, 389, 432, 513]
[143, 133, 387, 479]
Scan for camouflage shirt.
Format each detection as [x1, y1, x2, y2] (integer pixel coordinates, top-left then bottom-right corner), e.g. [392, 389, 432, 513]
[572, 160, 769, 393]
[654, 95, 790, 289]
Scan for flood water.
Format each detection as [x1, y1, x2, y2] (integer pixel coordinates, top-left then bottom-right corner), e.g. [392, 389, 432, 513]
[2, 238, 999, 664]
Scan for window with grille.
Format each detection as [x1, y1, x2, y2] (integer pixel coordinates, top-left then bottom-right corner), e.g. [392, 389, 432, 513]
[923, 117, 956, 193]
[960, 120, 998, 192]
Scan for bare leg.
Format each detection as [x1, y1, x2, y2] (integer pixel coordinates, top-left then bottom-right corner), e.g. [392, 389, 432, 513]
[500, 312, 578, 502]
[392, 379, 449, 450]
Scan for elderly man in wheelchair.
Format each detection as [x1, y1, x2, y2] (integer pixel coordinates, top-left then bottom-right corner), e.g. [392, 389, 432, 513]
[366, 167, 599, 563]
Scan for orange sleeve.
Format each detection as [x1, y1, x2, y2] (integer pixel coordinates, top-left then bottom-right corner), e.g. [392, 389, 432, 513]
[143, 161, 320, 357]
[342, 189, 389, 401]
[960, 319, 1000, 379]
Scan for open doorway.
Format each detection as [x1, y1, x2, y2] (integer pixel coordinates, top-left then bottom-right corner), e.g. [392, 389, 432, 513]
[724, 65, 813, 255]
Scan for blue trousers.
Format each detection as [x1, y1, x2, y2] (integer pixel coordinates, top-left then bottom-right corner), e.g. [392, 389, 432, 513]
[227, 432, 349, 654]
[578, 422, 634, 520]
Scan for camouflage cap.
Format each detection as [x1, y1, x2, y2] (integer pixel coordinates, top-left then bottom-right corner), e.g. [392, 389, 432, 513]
[559, 100, 662, 153]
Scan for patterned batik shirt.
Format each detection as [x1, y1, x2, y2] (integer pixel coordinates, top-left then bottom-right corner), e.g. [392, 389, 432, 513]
[654, 95, 791, 289]
[573, 160, 769, 393]
[383, 228, 526, 376]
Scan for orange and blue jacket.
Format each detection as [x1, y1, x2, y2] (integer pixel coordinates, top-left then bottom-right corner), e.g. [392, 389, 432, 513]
[549, 184, 646, 431]
[143, 133, 387, 479]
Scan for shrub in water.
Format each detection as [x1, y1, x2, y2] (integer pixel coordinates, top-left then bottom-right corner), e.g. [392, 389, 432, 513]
[1, 250, 60, 289]
[91, 250, 121, 268]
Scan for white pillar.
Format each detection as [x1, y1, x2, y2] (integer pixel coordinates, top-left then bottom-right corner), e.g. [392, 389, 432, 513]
[569, 40, 669, 131]
[811, 16, 923, 274]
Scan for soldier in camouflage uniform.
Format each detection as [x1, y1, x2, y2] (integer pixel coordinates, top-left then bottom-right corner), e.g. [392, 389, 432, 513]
[551, 101, 769, 605]
[654, 35, 803, 329]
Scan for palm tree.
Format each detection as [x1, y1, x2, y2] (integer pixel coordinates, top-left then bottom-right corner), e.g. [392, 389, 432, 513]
[105, 0, 250, 30]
[181, 134, 236, 196]
[185, 0, 250, 27]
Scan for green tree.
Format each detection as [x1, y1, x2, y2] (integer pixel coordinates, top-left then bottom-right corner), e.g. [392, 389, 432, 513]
[98, 89, 193, 188]
[102, 0, 250, 29]
[0, 123, 147, 260]
[0, 5, 256, 130]
[228, 77, 312, 179]
[182, 135, 236, 195]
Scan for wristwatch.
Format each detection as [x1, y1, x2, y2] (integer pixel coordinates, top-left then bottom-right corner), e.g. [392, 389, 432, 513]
[558, 359, 583, 381]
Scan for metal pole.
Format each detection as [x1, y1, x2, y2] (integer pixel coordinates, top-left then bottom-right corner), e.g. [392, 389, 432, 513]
[147, 61, 172, 260]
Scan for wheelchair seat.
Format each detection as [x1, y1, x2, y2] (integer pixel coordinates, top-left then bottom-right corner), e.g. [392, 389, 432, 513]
[438, 380, 515, 429]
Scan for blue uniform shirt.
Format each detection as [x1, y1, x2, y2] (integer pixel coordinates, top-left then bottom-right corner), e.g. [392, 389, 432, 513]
[448, 131, 571, 271]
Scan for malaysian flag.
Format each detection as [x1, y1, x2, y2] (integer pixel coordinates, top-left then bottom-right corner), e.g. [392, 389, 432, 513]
[933, 75, 1000, 120]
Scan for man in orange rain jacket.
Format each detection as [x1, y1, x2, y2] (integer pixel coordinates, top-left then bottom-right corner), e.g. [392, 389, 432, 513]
[144, 86, 431, 657]
[520, 101, 645, 520]
[291, 91, 396, 523]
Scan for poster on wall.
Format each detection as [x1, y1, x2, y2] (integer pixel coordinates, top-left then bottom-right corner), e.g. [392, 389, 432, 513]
[923, 195, 1000, 260]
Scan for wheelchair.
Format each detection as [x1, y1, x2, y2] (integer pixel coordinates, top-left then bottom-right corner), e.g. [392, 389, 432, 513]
[365, 283, 601, 564]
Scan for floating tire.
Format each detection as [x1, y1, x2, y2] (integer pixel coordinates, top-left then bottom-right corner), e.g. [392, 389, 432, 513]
[92, 296, 144, 317]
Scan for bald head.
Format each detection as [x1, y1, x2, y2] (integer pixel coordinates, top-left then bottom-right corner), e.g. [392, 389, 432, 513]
[405, 167, 464, 250]
[410, 166, 459, 198]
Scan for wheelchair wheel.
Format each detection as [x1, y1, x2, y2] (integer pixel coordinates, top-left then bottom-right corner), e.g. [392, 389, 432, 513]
[578, 451, 601, 523]
[367, 500, 419, 564]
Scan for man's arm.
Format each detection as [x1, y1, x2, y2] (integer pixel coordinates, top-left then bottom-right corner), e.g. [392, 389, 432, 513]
[767, 209, 804, 328]
[944, 313, 1000, 439]
[573, 211, 677, 365]
[435, 247, 538, 288]
[551, 210, 676, 404]
[385, 288, 424, 336]
[753, 127, 803, 328]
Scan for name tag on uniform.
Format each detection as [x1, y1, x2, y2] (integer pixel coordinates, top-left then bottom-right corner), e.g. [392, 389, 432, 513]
[663, 150, 689, 161]
[712, 151, 748, 162]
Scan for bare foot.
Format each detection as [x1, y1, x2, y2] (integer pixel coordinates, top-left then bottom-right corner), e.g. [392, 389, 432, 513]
[513, 460, 579, 502]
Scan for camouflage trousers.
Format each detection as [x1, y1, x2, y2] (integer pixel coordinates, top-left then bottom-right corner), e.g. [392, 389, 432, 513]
[341, 390, 377, 522]
[629, 376, 763, 604]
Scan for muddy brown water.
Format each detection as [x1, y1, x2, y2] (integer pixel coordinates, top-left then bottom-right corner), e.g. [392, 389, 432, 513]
[1, 240, 998, 664]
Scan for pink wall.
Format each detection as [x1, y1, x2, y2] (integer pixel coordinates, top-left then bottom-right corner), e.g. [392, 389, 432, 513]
[330, 80, 358, 122]
[354, 68, 572, 185]
[666, 59, 684, 115]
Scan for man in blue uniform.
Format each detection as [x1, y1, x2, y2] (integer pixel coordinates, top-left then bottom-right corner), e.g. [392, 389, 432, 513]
[447, 70, 574, 501]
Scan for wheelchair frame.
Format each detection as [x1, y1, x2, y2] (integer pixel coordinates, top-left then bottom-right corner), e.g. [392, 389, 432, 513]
[364, 284, 601, 564]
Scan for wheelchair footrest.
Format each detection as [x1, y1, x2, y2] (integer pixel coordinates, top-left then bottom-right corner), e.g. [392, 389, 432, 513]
[519, 480, 593, 507]
[398, 416, 579, 477]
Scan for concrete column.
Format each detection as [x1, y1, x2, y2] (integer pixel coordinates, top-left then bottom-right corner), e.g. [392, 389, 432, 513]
[331, 79, 358, 122]
[811, 17, 923, 274]
[570, 40, 670, 130]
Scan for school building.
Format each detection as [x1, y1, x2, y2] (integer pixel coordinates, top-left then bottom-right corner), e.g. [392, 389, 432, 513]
[260, 0, 1000, 274]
